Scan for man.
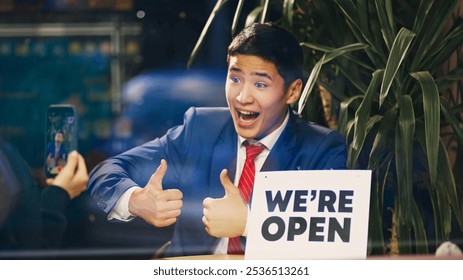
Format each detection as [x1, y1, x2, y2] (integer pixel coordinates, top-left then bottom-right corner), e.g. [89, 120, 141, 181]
[46, 131, 68, 177]
[88, 23, 347, 257]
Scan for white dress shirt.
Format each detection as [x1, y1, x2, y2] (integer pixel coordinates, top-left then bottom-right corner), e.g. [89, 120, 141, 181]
[214, 112, 289, 253]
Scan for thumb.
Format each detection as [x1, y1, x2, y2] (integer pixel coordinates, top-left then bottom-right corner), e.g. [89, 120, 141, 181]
[63, 151, 79, 172]
[50, 151, 78, 187]
[219, 169, 239, 197]
[147, 159, 168, 190]
[75, 152, 88, 177]
[45, 178, 54, 186]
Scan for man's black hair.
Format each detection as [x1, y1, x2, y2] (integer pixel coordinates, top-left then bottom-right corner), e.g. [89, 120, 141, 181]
[227, 22, 304, 87]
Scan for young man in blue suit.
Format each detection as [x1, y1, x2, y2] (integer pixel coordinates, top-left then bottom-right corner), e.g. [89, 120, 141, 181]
[88, 22, 347, 257]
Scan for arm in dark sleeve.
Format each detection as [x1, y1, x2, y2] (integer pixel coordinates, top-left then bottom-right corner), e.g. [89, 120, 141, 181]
[40, 186, 71, 249]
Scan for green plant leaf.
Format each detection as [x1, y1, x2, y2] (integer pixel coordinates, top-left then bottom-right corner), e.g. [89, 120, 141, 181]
[357, 0, 369, 34]
[332, 61, 369, 94]
[300, 42, 370, 70]
[395, 199, 412, 254]
[377, 154, 393, 223]
[301, 41, 372, 94]
[436, 172, 453, 240]
[231, 0, 246, 37]
[412, 0, 460, 70]
[380, 28, 416, 107]
[409, 198, 429, 254]
[348, 69, 384, 168]
[440, 97, 463, 147]
[349, 115, 382, 168]
[345, 120, 357, 147]
[368, 162, 390, 255]
[368, 107, 397, 171]
[410, 71, 440, 186]
[187, 0, 229, 68]
[436, 68, 463, 93]
[437, 140, 463, 228]
[298, 43, 371, 115]
[282, 0, 295, 29]
[245, 6, 263, 27]
[415, 120, 445, 245]
[395, 95, 415, 224]
[260, 0, 270, 23]
[297, 54, 326, 115]
[454, 103, 463, 111]
[334, 0, 383, 63]
[317, 79, 348, 106]
[333, 0, 359, 31]
[412, 0, 434, 35]
[374, 0, 396, 51]
[426, 23, 463, 71]
[300, 42, 368, 57]
[338, 95, 363, 140]
[301, 42, 374, 72]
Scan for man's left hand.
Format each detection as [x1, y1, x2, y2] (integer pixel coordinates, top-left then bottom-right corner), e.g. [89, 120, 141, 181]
[202, 169, 248, 238]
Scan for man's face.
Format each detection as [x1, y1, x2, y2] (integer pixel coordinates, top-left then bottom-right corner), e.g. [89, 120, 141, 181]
[226, 54, 298, 140]
[55, 132, 63, 144]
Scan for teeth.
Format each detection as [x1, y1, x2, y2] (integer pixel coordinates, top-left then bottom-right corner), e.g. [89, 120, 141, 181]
[238, 110, 259, 122]
[239, 110, 255, 115]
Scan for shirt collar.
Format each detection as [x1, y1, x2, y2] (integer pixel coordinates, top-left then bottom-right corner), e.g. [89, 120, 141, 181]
[238, 111, 289, 150]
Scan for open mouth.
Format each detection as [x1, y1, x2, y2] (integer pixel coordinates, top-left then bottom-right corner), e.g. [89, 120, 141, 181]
[237, 110, 260, 123]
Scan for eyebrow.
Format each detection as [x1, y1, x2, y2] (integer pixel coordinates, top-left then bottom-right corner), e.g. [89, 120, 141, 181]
[254, 72, 273, 81]
[229, 66, 273, 81]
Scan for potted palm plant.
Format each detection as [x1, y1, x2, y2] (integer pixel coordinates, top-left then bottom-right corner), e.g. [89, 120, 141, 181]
[189, 0, 463, 255]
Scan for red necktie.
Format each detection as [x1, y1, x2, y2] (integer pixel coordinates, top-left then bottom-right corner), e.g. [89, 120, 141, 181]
[228, 143, 265, 254]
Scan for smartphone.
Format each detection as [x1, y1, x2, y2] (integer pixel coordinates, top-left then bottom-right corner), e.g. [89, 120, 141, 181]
[44, 104, 78, 178]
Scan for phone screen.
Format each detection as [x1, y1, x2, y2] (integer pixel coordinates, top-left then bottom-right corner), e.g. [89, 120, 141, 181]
[45, 105, 78, 178]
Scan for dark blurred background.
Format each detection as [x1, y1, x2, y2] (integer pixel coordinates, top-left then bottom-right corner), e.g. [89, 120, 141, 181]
[0, 0, 238, 169]
[0, 0, 260, 259]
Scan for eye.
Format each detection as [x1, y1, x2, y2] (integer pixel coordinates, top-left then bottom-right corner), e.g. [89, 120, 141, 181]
[230, 77, 240, 83]
[255, 82, 267, 88]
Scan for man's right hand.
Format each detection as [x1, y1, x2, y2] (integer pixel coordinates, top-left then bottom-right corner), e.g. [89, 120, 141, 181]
[128, 159, 183, 227]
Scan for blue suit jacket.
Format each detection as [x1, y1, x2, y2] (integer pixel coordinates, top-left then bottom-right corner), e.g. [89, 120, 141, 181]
[88, 107, 347, 256]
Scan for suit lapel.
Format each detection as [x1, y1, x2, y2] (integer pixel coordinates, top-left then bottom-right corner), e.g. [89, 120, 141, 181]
[261, 112, 299, 172]
[208, 120, 237, 198]
[208, 112, 300, 195]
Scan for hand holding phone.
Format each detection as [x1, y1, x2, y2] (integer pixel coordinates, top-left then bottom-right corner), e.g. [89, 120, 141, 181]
[45, 105, 78, 178]
[46, 150, 88, 199]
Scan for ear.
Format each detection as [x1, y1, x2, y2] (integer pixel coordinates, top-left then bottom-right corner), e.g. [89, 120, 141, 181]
[285, 79, 303, 105]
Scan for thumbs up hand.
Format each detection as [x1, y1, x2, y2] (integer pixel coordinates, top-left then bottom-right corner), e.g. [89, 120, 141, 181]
[202, 169, 248, 238]
[129, 159, 183, 227]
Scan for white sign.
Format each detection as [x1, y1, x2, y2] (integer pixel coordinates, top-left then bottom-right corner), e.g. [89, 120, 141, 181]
[245, 170, 372, 260]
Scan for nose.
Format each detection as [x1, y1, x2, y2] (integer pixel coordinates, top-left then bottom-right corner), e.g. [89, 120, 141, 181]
[236, 84, 254, 104]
